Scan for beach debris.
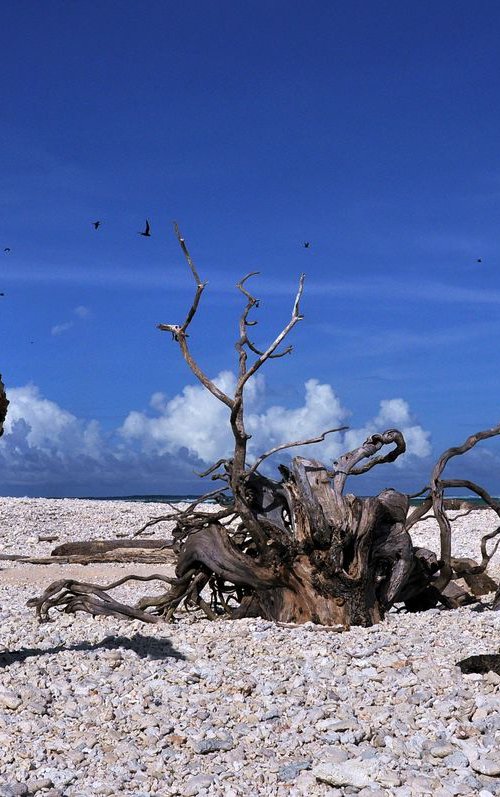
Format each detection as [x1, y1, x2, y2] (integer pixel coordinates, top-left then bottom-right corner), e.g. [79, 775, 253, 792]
[26, 225, 500, 628]
[457, 654, 500, 675]
[2, 547, 175, 566]
[139, 219, 151, 237]
[0, 374, 8, 438]
[50, 538, 174, 556]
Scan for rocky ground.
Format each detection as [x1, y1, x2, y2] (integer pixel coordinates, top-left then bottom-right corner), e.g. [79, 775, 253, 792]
[0, 497, 499, 797]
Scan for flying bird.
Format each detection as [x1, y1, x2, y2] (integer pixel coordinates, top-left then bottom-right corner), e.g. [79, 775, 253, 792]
[476, 258, 482, 263]
[4, 248, 11, 253]
[92, 221, 101, 230]
[139, 219, 151, 237]
[303, 242, 310, 249]
[0, 292, 4, 297]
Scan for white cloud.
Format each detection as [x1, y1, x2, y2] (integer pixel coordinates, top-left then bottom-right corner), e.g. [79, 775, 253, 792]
[0, 376, 436, 496]
[120, 371, 237, 461]
[74, 305, 90, 318]
[3, 385, 104, 457]
[0, 385, 202, 496]
[119, 372, 430, 470]
[50, 305, 91, 337]
[51, 321, 73, 336]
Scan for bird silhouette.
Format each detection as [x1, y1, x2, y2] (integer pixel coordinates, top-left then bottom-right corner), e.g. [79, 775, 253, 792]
[303, 242, 310, 249]
[0, 292, 4, 297]
[4, 248, 11, 254]
[139, 219, 151, 237]
[93, 221, 101, 230]
[476, 258, 482, 263]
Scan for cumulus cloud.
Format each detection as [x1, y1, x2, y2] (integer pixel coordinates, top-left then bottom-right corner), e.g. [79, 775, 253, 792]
[3, 385, 104, 457]
[119, 372, 431, 470]
[120, 371, 237, 461]
[0, 375, 436, 497]
[0, 385, 203, 496]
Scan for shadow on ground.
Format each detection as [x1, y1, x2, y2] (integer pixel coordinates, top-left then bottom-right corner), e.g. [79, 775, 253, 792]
[0, 632, 185, 668]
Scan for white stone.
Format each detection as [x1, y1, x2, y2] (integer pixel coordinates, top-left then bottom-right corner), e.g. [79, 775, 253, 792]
[313, 760, 373, 788]
[470, 756, 500, 777]
[0, 690, 22, 710]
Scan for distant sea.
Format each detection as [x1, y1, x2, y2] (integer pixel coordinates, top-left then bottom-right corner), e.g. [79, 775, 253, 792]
[71, 494, 495, 507]
[78, 494, 211, 504]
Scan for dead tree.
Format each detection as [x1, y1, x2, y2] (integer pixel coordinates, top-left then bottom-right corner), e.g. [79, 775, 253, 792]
[28, 227, 500, 627]
[0, 374, 8, 438]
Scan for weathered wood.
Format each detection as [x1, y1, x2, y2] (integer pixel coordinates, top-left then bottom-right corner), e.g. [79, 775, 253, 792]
[52, 539, 174, 556]
[451, 557, 498, 596]
[458, 654, 500, 675]
[1, 549, 176, 565]
[0, 374, 8, 438]
[24, 229, 500, 628]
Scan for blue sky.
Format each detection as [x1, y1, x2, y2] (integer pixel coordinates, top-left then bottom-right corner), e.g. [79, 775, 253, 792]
[1, 1, 500, 496]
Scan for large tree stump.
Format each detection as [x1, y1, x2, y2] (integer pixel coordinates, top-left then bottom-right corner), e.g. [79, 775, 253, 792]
[26, 227, 500, 627]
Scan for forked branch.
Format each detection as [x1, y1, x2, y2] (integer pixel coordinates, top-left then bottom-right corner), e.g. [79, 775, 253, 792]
[431, 423, 500, 590]
[157, 223, 233, 408]
[238, 274, 305, 391]
[329, 429, 406, 495]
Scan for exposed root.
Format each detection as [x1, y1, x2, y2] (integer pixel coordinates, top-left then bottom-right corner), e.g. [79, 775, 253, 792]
[27, 573, 176, 623]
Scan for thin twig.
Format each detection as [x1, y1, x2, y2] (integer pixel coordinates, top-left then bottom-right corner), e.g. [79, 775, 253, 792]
[238, 274, 305, 390]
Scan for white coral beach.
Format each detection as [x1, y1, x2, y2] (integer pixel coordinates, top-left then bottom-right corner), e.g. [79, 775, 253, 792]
[0, 498, 498, 796]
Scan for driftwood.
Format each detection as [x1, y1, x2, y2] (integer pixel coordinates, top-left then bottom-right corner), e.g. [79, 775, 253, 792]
[0, 374, 8, 438]
[1, 549, 175, 566]
[27, 227, 500, 626]
[51, 539, 174, 556]
[458, 654, 500, 675]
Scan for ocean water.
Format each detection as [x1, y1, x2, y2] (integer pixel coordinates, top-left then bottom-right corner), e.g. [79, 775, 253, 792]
[74, 494, 494, 507]
[78, 494, 209, 504]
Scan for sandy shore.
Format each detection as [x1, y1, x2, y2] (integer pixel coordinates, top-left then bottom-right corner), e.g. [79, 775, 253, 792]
[0, 498, 499, 796]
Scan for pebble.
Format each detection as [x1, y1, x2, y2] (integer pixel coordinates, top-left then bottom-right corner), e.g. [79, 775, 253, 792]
[278, 760, 312, 781]
[471, 756, 500, 777]
[0, 691, 22, 710]
[25, 780, 54, 794]
[183, 774, 215, 795]
[312, 759, 374, 787]
[0, 498, 498, 796]
[191, 735, 235, 754]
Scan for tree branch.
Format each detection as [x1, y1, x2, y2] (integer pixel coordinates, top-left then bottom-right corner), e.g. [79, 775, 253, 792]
[329, 429, 406, 495]
[430, 423, 500, 590]
[173, 221, 206, 333]
[238, 273, 305, 390]
[245, 426, 349, 478]
[157, 223, 234, 408]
